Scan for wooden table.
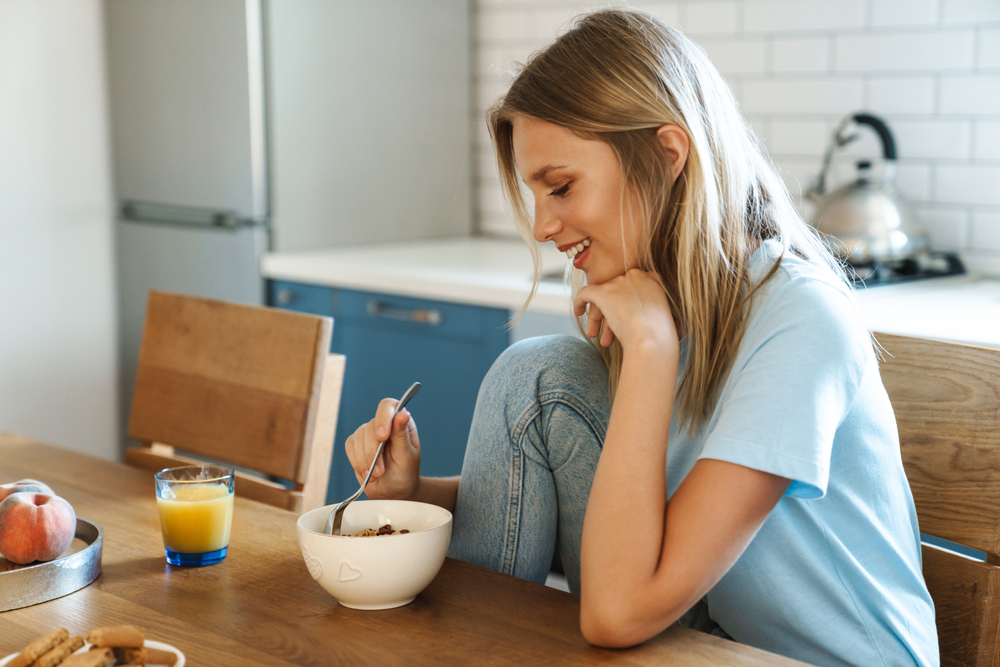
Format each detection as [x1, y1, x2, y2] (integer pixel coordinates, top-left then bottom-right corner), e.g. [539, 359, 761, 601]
[0, 434, 808, 666]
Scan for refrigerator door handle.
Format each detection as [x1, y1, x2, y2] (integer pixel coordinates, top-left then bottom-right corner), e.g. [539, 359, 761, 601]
[120, 201, 269, 230]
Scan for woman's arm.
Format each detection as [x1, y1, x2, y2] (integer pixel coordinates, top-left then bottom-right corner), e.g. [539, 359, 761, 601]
[409, 476, 460, 514]
[580, 343, 788, 645]
[575, 270, 789, 647]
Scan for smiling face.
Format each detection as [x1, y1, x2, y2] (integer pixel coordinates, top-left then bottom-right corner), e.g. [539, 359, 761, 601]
[512, 114, 644, 286]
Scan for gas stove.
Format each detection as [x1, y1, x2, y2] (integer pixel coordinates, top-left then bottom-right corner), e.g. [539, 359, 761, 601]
[846, 251, 965, 287]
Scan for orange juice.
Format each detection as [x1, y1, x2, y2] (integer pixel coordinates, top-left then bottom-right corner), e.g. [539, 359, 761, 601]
[156, 483, 233, 553]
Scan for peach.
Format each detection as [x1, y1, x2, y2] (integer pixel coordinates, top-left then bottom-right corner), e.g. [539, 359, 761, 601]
[0, 492, 76, 564]
[0, 479, 55, 503]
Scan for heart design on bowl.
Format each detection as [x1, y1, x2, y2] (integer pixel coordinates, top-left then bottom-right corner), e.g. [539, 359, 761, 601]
[339, 561, 362, 582]
[300, 542, 323, 580]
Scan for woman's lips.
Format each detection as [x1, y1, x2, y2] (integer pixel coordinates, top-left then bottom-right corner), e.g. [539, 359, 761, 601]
[572, 244, 591, 269]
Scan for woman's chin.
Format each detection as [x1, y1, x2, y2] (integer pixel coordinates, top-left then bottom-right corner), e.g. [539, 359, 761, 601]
[583, 268, 626, 286]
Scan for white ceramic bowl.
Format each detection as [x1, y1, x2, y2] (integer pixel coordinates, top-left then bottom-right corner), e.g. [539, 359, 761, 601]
[296, 500, 452, 610]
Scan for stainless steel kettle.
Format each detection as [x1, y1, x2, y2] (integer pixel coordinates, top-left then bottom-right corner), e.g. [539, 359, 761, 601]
[807, 113, 928, 264]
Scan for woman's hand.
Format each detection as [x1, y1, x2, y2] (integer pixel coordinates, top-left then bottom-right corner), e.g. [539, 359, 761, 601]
[344, 398, 421, 500]
[573, 268, 679, 352]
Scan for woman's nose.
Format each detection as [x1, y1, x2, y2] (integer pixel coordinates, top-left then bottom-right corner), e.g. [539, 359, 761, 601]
[532, 201, 561, 243]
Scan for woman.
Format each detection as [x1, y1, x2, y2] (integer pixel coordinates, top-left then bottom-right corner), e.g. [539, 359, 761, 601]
[345, 9, 938, 667]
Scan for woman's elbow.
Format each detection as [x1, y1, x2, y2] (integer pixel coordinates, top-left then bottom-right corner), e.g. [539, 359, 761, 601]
[580, 598, 654, 648]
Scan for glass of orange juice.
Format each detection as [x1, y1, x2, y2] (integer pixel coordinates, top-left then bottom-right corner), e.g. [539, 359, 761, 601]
[155, 465, 235, 567]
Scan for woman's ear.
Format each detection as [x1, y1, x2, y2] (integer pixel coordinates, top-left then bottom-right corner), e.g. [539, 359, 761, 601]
[655, 124, 689, 182]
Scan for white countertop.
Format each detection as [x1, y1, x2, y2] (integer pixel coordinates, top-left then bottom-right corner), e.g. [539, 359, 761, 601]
[262, 236, 574, 315]
[261, 236, 1000, 349]
[853, 274, 1000, 349]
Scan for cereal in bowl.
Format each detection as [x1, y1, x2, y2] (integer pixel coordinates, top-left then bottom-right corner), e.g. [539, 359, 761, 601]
[352, 524, 410, 537]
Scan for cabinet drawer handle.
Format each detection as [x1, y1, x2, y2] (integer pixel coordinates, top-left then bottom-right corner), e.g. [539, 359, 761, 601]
[367, 300, 443, 325]
[276, 289, 296, 305]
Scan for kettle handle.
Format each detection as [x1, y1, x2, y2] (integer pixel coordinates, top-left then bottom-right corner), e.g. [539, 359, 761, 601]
[851, 113, 897, 161]
[808, 113, 897, 201]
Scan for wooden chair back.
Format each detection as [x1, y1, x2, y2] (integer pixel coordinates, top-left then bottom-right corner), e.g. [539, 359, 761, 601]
[126, 291, 345, 514]
[878, 333, 1000, 667]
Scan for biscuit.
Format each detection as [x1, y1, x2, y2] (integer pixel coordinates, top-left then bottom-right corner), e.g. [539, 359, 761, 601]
[144, 646, 179, 666]
[85, 625, 144, 648]
[35, 635, 85, 667]
[112, 647, 146, 663]
[60, 648, 114, 667]
[6, 628, 69, 667]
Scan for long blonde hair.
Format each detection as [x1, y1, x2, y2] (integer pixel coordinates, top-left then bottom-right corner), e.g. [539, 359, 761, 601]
[488, 9, 843, 433]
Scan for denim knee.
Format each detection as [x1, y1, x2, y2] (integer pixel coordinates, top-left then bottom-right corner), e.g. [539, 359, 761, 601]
[476, 335, 610, 466]
[481, 334, 609, 406]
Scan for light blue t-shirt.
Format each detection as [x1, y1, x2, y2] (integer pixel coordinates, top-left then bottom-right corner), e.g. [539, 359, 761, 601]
[666, 240, 938, 667]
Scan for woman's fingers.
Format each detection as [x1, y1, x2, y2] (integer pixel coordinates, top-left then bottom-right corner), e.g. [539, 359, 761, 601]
[375, 410, 411, 477]
[345, 421, 375, 483]
[369, 397, 406, 475]
[599, 319, 616, 347]
[374, 397, 399, 440]
[574, 285, 616, 342]
[575, 293, 613, 344]
[587, 304, 604, 339]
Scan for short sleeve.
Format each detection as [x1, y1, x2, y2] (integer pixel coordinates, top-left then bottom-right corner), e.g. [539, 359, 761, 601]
[698, 278, 870, 499]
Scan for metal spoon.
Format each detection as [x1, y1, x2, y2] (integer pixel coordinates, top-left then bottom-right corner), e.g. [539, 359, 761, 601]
[324, 382, 421, 535]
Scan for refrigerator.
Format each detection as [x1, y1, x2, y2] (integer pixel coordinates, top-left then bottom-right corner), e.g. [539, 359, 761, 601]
[106, 0, 472, 452]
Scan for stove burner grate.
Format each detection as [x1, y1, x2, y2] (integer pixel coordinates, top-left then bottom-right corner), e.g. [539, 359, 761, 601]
[847, 252, 965, 286]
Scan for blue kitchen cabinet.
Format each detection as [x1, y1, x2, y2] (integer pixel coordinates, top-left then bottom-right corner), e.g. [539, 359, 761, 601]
[269, 280, 510, 504]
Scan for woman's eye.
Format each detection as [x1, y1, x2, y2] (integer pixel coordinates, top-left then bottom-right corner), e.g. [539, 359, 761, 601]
[549, 184, 570, 197]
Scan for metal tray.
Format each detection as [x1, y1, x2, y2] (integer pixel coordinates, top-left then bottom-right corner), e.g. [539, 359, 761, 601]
[0, 518, 103, 612]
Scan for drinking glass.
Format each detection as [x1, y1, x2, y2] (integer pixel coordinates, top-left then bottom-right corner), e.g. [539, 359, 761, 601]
[155, 465, 235, 567]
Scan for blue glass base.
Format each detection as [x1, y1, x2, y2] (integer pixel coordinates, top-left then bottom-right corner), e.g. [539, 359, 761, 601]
[165, 546, 228, 567]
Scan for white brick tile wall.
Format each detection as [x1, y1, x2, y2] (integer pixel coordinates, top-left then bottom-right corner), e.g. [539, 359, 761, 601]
[964, 253, 1000, 275]
[638, 2, 681, 28]
[936, 165, 1000, 206]
[868, 78, 936, 115]
[744, 0, 866, 33]
[478, 149, 500, 187]
[477, 44, 522, 78]
[685, 1, 738, 36]
[871, 0, 940, 28]
[891, 120, 972, 159]
[769, 120, 833, 156]
[961, 251, 1000, 275]
[894, 163, 933, 202]
[700, 39, 767, 75]
[772, 37, 830, 73]
[773, 157, 821, 199]
[473, 0, 1000, 269]
[477, 80, 507, 112]
[479, 183, 506, 216]
[942, 0, 1000, 24]
[528, 9, 575, 42]
[836, 31, 975, 73]
[971, 211, 1000, 251]
[744, 115, 770, 146]
[940, 75, 1000, 115]
[476, 119, 493, 147]
[914, 207, 969, 249]
[743, 78, 863, 114]
[975, 121, 1000, 159]
[980, 28, 1000, 69]
[477, 7, 528, 44]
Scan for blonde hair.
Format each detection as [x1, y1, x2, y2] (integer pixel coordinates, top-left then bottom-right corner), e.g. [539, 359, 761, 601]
[489, 9, 843, 433]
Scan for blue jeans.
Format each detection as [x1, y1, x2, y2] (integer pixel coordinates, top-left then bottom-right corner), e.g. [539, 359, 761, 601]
[447, 335, 730, 638]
